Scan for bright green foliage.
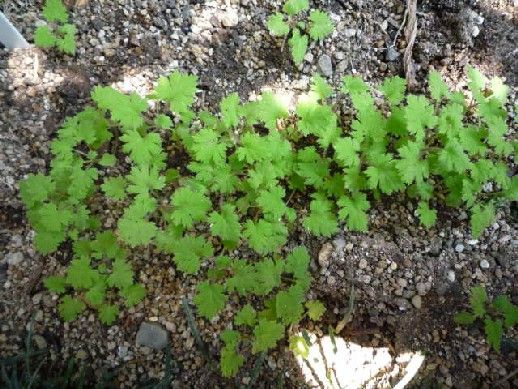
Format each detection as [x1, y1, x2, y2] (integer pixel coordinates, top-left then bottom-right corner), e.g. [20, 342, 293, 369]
[234, 304, 256, 326]
[154, 114, 173, 129]
[58, 296, 85, 321]
[254, 259, 283, 295]
[289, 29, 308, 66]
[43, 275, 67, 293]
[365, 155, 402, 195]
[35, 0, 76, 54]
[283, 0, 309, 15]
[170, 235, 213, 274]
[98, 304, 119, 325]
[267, 13, 290, 36]
[337, 193, 370, 232]
[19, 174, 55, 209]
[455, 285, 517, 352]
[252, 319, 284, 353]
[121, 130, 162, 166]
[380, 76, 406, 105]
[405, 95, 437, 137]
[220, 330, 244, 378]
[306, 300, 326, 321]
[107, 258, 133, 289]
[42, 0, 67, 22]
[194, 282, 226, 319]
[311, 74, 333, 100]
[92, 87, 148, 131]
[34, 26, 56, 48]
[416, 201, 437, 228]
[303, 195, 337, 236]
[268, 1, 334, 65]
[308, 11, 333, 40]
[117, 215, 157, 247]
[428, 70, 450, 101]
[493, 296, 518, 328]
[395, 141, 429, 184]
[209, 204, 241, 247]
[101, 177, 127, 200]
[484, 319, 503, 352]
[342, 75, 369, 96]
[244, 219, 287, 255]
[19, 69, 514, 379]
[151, 71, 197, 122]
[170, 187, 211, 228]
[120, 284, 146, 307]
[470, 203, 495, 238]
[469, 286, 488, 317]
[220, 93, 241, 128]
[276, 285, 304, 324]
[99, 153, 116, 167]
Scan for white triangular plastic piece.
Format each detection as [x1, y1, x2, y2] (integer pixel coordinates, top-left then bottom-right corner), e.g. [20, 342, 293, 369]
[0, 12, 30, 49]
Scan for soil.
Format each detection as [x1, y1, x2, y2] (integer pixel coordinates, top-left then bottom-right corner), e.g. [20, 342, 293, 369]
[0, 0, 517, 388]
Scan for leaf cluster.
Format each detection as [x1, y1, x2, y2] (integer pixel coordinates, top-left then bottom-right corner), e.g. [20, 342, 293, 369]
[18, 67, 515, 378]
[34, 0, 76, 54]
[267, 0, 334, 65]
[454, 285, 518, 352]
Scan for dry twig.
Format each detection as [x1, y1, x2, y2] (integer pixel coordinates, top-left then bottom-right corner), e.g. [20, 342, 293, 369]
[403, 0, 418, 88]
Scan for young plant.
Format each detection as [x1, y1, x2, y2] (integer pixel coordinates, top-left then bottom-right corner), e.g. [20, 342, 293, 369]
[18, 67, 515, 378]
[267, 0, 334, 65]
[34, 0, 76, 55]
[454, 285, 518, 352]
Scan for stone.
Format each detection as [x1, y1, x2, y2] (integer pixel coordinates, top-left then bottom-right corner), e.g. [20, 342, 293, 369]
[386, 46, 398, 62]
[358, 258, 368, 270]
[333, 236, 345, 252]
[446, 270, 456, 282]
[480, 259, 490, 269]
[136, 322, 168, 350]
[33, 334, 47, 349]
[318, 54, 333, 77]
[454, 243, 465, 253]
[411, 295, 422, 309]
[344, 28, 357, 38]
[318, 243, 333, 268]
[220, 9, 239, 27]
[6, 252, 24, 266]
[416, 282, 427, 295]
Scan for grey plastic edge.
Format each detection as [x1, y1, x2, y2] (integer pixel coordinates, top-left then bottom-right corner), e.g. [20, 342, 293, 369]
[0, 12, 30, 49]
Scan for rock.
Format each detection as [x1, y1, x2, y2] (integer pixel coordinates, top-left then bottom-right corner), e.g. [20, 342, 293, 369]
[136, 322, 168, 350]
[358, 258, 368, 270]
[6, 252, 23, 266]
[318, 54, 333, 77]
[412, 295, 422, 309]
[416, 282, 427, 295]
[33, 334, 47, 349]
[333, 236, 345, 252]
[446, 270, 456, 283]
[220, 9, 239, 27]
[385, 46, 398, 62]
[344, 28, 357, 38]
[454, 243, 465, 253]
[118, 345, 129, 359]
[480, 259, 490, 269]
[318, 243, 333, 268]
